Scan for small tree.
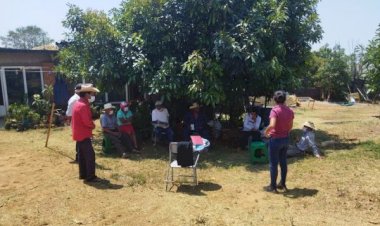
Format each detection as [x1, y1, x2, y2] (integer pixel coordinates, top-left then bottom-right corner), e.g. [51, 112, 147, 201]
[363, 25, 380, 101]
[314, 45, 351, 101]
[0, 25, 54, 49]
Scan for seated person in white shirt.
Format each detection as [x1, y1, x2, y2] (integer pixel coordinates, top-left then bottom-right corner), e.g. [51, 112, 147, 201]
[287, 121, 322, 159]
[152, 100, 174, 142]
[239, 108, 262, 149]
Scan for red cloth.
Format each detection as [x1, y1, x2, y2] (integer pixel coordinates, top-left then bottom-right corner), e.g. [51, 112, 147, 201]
[119, 124, 135, 135]
[71, 97, 95, 141]
[269, 104, 294, 138]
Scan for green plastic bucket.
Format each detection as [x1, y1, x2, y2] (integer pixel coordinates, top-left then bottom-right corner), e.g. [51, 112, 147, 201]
[249, 141, 268, 164]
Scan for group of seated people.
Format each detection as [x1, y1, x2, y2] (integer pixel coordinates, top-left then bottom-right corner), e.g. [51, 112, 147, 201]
[100, 100, 211, 158]
[100, 100, 322, 159]
[100, 102, 140, 158]
[238, 106, 322, 158]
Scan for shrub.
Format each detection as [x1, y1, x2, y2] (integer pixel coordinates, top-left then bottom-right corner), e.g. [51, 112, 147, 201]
[31, 94, 51, 118]
[5, 103, 41, 131]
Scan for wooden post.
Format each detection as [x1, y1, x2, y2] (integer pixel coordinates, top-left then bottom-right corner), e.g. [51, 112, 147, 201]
[45, 103, 55, 147]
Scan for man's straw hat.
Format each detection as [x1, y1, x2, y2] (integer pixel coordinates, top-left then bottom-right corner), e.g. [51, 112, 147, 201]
[155, 100, 163, 106]
[303, 121, 315, 130]
[77, 83, 100, 93]
[189, 102, 200, 110]
[103, 103, 115, 110]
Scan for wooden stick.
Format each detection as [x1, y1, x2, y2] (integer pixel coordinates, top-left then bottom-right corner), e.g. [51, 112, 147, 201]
[45, 103, 55, 147]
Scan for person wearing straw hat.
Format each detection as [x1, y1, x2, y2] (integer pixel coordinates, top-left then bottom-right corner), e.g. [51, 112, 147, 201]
[287, 121, 322, 159]
[183, 102, 210, 141]
[100, 103, 139, 158]
[71, 83, 100, 182]
[152, 100, 174, 143]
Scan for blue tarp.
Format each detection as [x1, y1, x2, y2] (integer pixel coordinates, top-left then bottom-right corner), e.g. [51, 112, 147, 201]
[54, 76, 69, 106]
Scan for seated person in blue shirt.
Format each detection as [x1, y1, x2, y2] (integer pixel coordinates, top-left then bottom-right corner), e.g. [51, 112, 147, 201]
[239, 108, 262, 149]
[100, 103, 139, 158]
[152, 100, 174, 142]
[183, 102, 210, 141]
[287, 121, 322, 159]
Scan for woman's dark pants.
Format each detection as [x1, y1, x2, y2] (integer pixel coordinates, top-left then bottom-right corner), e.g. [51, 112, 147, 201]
[268, 137, 289, 189]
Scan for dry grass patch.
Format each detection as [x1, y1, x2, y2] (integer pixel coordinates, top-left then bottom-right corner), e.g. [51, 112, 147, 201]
[0, 101, 379, 225]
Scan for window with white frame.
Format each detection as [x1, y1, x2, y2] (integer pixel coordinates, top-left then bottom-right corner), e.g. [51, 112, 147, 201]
[3, 67, 43, 105]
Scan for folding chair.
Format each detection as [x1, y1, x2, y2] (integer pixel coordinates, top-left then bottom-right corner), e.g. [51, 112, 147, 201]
[165, 142, 200, 191]
[152, 125, 167, 146]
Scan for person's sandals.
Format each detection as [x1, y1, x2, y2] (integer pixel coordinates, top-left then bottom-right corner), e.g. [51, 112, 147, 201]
[85, 176, 102, 183]
[263, 185, 278, 194]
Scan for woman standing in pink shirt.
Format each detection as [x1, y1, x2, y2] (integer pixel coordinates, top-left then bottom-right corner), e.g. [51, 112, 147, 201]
[264, 91, 294, 193]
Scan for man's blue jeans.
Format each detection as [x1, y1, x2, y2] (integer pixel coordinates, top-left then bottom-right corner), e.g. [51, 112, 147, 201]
[268, 137, 289, 188]
[155, 127, 174, 142]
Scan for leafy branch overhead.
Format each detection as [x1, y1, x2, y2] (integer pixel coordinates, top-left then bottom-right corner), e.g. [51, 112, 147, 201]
[58, 0, 322, 106]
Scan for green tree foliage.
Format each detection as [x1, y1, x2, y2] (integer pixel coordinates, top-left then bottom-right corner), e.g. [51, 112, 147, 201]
[0, 26, 54, 49]
[58, 0, 322, 115]
[56, 4, 148, 93]
[314, 45, 350, 101]
[363, 25, 380, 97]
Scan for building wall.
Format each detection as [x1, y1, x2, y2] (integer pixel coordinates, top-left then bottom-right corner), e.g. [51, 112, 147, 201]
[0, 49, 59, 116]
[0, 49, 57, 67]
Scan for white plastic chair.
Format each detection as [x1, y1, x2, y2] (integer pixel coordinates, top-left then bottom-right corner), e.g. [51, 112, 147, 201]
[165, 142, 200, 191]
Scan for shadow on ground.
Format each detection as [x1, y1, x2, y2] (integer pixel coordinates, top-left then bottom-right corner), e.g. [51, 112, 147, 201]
[84, 178, 124, 190]
[283, 187, 319, 199]
[174, 182, 222, 196]
[45, 146, 112, 170]
[92, 128, 360, 171]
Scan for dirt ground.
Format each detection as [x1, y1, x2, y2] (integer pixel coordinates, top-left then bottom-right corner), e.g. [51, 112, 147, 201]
[0, 101, 379, 226]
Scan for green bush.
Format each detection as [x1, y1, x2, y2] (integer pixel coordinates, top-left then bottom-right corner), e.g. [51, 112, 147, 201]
[31, 94, 51, 118]
[5, 103, 41, 131]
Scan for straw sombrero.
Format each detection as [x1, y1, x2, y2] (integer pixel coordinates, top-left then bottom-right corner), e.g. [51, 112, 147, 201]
[103, 103, 115, 110]
[303, 121, 316, 130]
[77, 83, 100, 93]
[189, 102, 200, 110]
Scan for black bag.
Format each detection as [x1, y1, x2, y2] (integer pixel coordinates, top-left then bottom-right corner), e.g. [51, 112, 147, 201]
[177, 142, 193, 167]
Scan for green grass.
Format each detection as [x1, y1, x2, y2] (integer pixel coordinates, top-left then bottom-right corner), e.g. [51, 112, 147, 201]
[358, 140, 380, 158]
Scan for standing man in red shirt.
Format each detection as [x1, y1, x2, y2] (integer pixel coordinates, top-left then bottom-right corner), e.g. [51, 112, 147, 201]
[71, 84, 100, 182]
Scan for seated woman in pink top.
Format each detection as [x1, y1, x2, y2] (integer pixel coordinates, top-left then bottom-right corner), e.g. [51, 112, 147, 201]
[264, 90, 294, 193]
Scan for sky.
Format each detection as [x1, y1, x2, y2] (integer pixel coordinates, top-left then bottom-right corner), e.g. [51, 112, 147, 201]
[0, 0, 379, 53]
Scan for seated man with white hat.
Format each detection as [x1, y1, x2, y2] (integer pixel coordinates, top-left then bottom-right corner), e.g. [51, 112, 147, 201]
[151, 100, 174, 143]
[287, 121, 322, 159]
[183, 102, 210, 141]
[101, 103, 139, 158]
